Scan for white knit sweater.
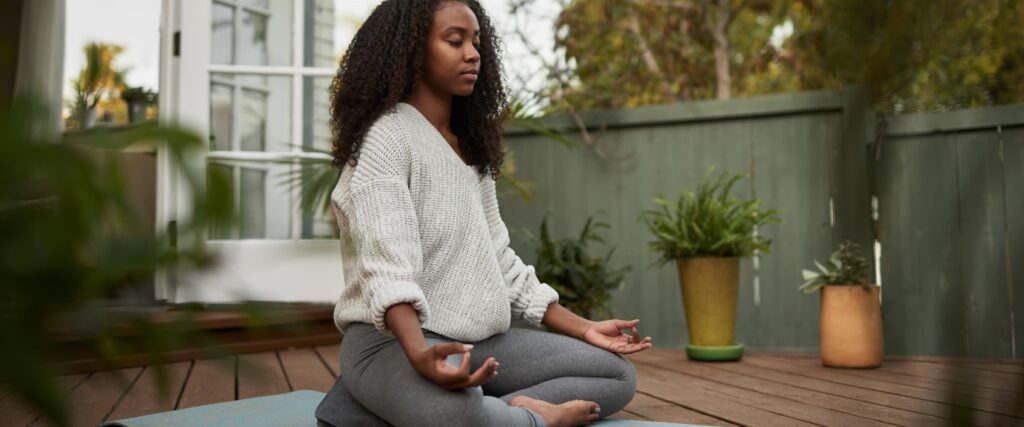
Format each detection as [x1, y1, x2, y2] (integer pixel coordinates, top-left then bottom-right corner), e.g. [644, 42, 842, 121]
[330, 102, 560, 342]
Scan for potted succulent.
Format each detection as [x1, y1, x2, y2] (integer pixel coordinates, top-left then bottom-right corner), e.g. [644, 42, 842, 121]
[121, 86, 158, 123]
[800, 241, 883, 368]
[640, 169, 780, 361]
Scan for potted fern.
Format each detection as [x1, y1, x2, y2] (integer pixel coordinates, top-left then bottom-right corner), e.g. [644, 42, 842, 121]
[801, 241, 883, 368]
[640, 169, 780, 361]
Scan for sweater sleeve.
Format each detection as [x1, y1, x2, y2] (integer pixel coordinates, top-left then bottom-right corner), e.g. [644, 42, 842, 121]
[480, 178, 559, 327]
[333, 125, 429, 337]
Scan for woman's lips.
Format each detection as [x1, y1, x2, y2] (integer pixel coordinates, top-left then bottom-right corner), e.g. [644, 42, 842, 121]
[461, 73, 478, 82]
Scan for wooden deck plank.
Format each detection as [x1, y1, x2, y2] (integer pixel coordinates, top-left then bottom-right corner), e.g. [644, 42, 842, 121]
[638, 349, 944, 425]
[237, 352, 290, 399]
[278, 348, 336, 392]
[952, 362, 1024, 375]
[177, 357, 235, 409]
[690, 352, 956, 420]
[314, 344, 340, 377]
[876, 359, 1023, 392]
[773, 352, 1024, 393]
[755, 353, 1022, 406]
[627, 359, 818, 426]
[106, 362, 191, 421]
[0, 374, 87, 427]
[745, 354, 1024, 421]
[50, 368, 142, 427]
[631, 352, 888, 426]
[756, 351, 1024, 367]
[624, 391, 737, 426]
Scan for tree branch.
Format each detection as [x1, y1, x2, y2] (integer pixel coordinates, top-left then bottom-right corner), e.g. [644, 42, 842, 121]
[626, 10, 680, 102]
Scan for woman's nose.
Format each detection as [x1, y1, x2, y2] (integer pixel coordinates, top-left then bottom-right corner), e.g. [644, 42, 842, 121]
[465, 45, 479, 63]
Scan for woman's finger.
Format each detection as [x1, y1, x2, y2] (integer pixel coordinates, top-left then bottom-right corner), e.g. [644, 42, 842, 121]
[464, 357, 497, 387]
[458, 348, 472, 374]
[615, 339, 653, 354]
[612, 319, 640, 330]
[436, 342, 474, 357]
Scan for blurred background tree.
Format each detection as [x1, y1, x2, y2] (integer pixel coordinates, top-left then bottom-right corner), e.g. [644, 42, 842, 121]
[1, 93, 234, 426]
[65, 42, 129, 129]
[546, 0, 1024, 114]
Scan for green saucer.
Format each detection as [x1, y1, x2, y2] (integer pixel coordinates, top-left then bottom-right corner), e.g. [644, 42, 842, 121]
[686, 342, 744, 361]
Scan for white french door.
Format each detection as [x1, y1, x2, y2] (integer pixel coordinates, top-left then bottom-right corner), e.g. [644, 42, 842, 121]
[157, 0, 347, 303]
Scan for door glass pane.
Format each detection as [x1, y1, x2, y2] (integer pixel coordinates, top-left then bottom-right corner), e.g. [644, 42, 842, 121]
[304, 0, 374, 67]
[210, 80, 234, 151]
[208, 163, 236, 239]
[211, 3, 235, 64]
[206, 73, 291, 154]
[208, 162, 295, 240]
[240, 167, 267, 238]
[302, 76, 332, 152]
[239, 0, 269, 10]
[240, 88, 267, 151]
[211, 0, 293, 66]
[237, 10, 268, 65]
[300, 76, 335, 239]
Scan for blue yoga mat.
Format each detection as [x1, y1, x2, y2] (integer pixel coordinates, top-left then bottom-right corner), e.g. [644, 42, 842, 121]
[103, 390, 701, 426]
[102, 390, 324, 427]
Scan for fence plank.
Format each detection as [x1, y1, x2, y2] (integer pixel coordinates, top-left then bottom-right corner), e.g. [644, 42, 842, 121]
[1002, 128, 1024, 359]
[877, 135, 964, 356]
[955, 131, 1014, 357]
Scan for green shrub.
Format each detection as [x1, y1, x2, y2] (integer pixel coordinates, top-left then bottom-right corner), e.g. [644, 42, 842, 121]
[639, 168, 780, 265]
[529, 214, 631, 319]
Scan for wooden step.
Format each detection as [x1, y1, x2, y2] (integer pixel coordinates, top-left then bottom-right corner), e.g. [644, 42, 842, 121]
[47, 303, 341, 376]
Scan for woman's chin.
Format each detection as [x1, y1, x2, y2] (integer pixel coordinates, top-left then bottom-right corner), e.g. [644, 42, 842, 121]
[453, 85, 475, 97]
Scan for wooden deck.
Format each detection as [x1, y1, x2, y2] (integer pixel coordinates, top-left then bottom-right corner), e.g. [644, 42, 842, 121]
[2, 347, 1022, 426]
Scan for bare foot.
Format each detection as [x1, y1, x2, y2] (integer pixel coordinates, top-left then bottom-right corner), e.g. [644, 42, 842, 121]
[508, 395, 600, 426]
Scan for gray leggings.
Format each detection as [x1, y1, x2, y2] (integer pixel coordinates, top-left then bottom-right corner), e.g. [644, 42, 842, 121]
[315, 322, 638, 427]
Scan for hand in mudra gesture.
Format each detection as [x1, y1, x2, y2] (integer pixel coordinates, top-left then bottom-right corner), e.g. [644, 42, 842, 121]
[411, 342, 499, 390]
[582, 319, 652, 354]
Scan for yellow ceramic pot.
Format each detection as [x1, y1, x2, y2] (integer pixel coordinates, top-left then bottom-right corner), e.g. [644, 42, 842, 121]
[676, 257, 743, 360]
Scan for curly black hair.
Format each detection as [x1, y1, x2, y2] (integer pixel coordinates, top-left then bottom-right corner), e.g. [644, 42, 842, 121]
[329, 0, 509, 180]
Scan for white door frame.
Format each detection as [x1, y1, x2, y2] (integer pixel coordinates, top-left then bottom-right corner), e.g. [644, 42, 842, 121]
[157, 0, 343, 304]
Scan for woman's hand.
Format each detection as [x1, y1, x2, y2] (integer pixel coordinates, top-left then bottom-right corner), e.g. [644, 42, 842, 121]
[409, 342, 499, 390]
[582, 319, 652, 354]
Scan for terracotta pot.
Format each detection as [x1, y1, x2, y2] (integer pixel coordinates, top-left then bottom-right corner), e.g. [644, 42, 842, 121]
[820, 285, 884, 368]
[676, 258, 742, 360]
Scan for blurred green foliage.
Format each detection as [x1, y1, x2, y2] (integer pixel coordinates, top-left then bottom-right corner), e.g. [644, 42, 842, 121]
[0, 94, 234, 426]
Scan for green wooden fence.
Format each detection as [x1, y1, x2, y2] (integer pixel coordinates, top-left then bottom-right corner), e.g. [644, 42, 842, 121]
[500, 87, 1023, 357]
[874, 105, 1023, 358]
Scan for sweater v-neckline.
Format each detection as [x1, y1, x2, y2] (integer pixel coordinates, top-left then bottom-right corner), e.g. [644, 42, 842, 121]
[398, 102, 476, 171]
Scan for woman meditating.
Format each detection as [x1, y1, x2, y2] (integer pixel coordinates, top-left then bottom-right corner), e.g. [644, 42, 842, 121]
[315, 1, 652, 425]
